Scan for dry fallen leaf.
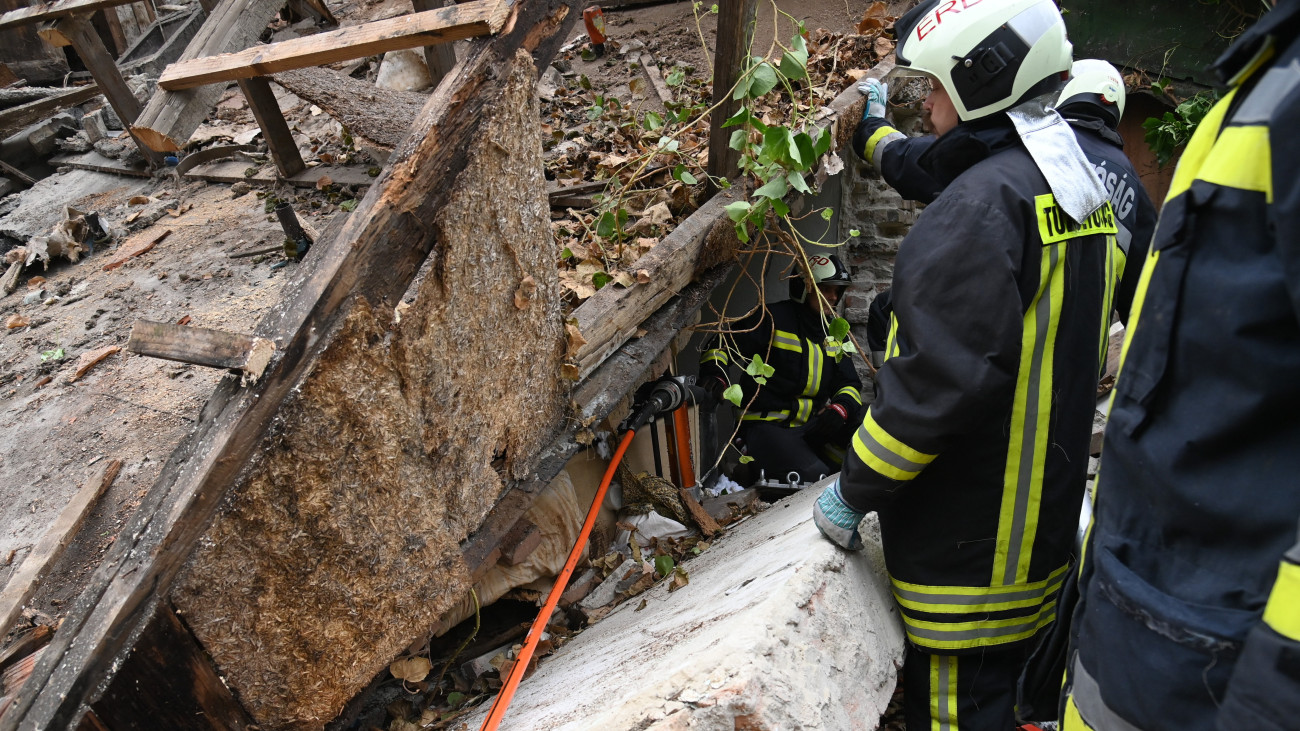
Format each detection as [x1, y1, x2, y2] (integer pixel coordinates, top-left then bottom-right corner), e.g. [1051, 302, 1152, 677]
[26, 276, 45, 289]
[565, 322, 587, 357]
[515, 274, 537, 309]
[315, 175, 333, 190]
[176, 315, 192, 326]
[845, 68, 868, 81]
[127, 195, 151, 206]
[874, 37, 895, 56]
[561, 363, 581, 381]
[634, 269, 651, 284]
[5, 315, 30, 329]
[857, 1, 890, 33]
[669, 566, 690, 592]
[389, 656, 432, 683]
[613, 271, 634, 288]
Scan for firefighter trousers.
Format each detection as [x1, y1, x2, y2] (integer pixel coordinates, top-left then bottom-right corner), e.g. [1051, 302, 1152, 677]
[903, 643, 1032, 731]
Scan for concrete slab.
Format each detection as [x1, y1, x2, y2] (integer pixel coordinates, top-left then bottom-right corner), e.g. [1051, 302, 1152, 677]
[461, 478, 905, 731]
[0, 168, 153, 241]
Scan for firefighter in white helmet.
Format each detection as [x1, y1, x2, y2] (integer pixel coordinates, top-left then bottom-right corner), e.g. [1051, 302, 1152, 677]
[812, 1, 1118, 727]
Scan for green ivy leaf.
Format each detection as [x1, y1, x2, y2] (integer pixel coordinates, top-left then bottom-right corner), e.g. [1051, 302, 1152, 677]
[561, 247, 574, 259]
[339, 199, 358, 212]
[643, 111, 663, 130]
[587, 105, 604, 120]
[841, 340, 858, 354]
[578, 74, 592, 90]
[597, 211, 616, 238]
[724, 200, 752, 222]
[728, 128, 749, 151]
[754, 175, 788, 199]
[40, 348, 64, 363]
[673, 164, 698, 185]
[722, 107, 752, 128]
[654, 554, 675, 577]
[829, 317, 850, 340]
[778, 42, 808, 81]
[814, 127, 832, 158]
[592, 271, 613, 289]
[735, 221, 750, 243]
[784, 128, 802, 166]
[771, 197, 790, 217]
[787, 170, 811, 194]
[820, 208, 833, 222]
[447, 692, 467, 708]
[793, 132, 817, 171]
[710, 3, 718, 12]
[666, 67, 686, 87]
[657, 136, 680, 153]
[848, 229, 861, 238]
[747, 62, 779, 98]
[739, 455, 754, 464]
[722, 383, 743, 407]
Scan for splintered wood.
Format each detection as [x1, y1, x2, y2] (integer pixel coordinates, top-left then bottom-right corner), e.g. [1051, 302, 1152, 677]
[170, 49, 567, 729]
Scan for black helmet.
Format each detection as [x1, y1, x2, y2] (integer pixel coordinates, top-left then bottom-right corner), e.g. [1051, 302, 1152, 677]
[790, 253, 851, 303]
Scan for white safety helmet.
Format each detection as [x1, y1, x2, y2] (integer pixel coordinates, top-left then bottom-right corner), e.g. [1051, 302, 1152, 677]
[892, 0, 1073, 122]
[1058, 58, 1126, 126]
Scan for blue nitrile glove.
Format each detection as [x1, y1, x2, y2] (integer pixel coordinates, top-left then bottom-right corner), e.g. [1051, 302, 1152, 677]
[813, 479, 865, 551]
[858, 78, 888, 120]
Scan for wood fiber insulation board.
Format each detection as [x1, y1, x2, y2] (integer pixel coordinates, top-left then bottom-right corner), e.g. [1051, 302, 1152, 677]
[130, 0, 286, 152]
[0, 0, 580, 728]
[169, 51, 569, 731]
[272, 66, 426, 150]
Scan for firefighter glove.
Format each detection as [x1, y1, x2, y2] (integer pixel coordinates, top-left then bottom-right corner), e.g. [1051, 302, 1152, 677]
[858, 78, 888, 120]
[813, 479, 865, 551]
[805, 403, 849, 445]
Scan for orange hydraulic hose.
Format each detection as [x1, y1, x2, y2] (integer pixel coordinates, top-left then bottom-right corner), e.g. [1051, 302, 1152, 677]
[479, 429, 637, 730]
[671, 406, 696, 489]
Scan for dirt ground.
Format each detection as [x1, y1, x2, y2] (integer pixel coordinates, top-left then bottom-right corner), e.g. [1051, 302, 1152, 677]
[0, 0, 880, 651]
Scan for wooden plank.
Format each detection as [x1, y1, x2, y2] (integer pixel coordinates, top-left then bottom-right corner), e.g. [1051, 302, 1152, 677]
[90, 603, 256, 730]
[237, 76, 304, 177]
[706, 0, 756, 186]
[412, 0, 458, 87]
[181, 159, 376, 187]
[126, 320, 276, 379]
[0, 159, 35, 187]
[130, 0, 290, 153]
[0, 0, 143, 31]
[99, 6, 127, 55]
[49, 149, 152, 177]
[0, 460, 120, 643]
[0, 3, 579, 728]
[54, 15, 138, 123]
[571, 191, 739, 380]
[158, 0, 513, 91]
[0, 83, 100, 139]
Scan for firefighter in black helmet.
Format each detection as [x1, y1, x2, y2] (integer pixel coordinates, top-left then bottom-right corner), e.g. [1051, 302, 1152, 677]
[812, 0, 1117, 727]
[699, 254, 864, 483]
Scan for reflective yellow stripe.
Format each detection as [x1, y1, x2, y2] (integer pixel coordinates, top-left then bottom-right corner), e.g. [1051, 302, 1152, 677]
[930, 654, 957, 731]
[834, 385, 862, 405]
[1062, 694, 1098, 731]
[893, 564, 1069, 615]
[1263, 560, 1300, 641]
[773, 329, 802, 352]
[741, 410, 790, 422]
[792, 397, 814, 427]
[1201, 124, 1272, 203]
[803, 336, 821, 397]
[864, 125, 899, 165]
[1117, 249, 1160, 376]
[1166, 88, 1236, 203]
[902, 599, 1058, 651]
[700, 348, 728, 365]
[996, 242, 1066, 586]
[885, 312, 899, 363]
[1035, 196, 1118, 244]
[851, 409, 936, 481]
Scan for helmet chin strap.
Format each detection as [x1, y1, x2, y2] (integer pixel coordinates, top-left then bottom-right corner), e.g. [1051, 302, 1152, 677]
[1005, 93, 1108, 223]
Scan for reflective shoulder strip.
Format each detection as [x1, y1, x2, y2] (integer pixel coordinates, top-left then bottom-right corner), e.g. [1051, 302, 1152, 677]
[1035, 195, 1118, 244]
[893, 564, 1069, 615]
[773, 329, 802, 352]
[851, 409, 936, 481]
[1234, 58, 1300, 123]
[1200, 124, 1272, 203]
[885, 312, 900, 362]
[700, 348, 729, 366]
[834, 385, 863, 405]
[930, 654, 958, 731]
[864, 126, 906, 170]
[1166, 87, 1237, 203]
[1263, 559, 1300, 641]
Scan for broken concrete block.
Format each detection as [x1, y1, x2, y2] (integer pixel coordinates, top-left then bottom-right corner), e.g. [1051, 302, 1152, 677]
[82, 109, 109, 143]
[700, 487, 758, 522]
[462, 481, 905, 730]
[575, 556, 631, 613]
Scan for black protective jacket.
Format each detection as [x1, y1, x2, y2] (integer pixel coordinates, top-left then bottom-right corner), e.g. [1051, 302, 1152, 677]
[839, 117, 1114, 654]
[699, 300, 863, 427]
[854, 110, 1155, 323]
[1065, 4, 1300, 729]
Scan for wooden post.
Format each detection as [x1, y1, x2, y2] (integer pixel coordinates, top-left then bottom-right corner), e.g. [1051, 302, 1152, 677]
[412, 0, 457, 87]
[236, 76, 305, 178]
[99, 7, 127, 55]
[706, 0, 756, 187]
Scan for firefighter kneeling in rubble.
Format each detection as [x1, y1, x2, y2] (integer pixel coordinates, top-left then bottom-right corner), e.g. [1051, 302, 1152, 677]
[812, 0, 1116, 728]
[698, 253, 864, 484]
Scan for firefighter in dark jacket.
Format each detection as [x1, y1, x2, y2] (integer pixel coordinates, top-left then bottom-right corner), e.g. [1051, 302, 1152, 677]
[855, 59, 1157, 324]
[1062, 3, 1300, 729]
[698, 254, 864, 483]
[811, 0, 1116, 727]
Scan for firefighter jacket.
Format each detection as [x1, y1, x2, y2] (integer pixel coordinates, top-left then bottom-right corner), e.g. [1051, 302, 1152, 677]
[1064, 5, 1300, 730]
[854, 111, 1155, 323]
[837, 116, 1115, 655]
[698, 300, 862, 428]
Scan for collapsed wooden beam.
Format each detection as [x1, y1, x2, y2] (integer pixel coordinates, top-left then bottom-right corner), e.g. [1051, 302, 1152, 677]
[130, 0, 286, 153]
[157, 0, 513, 91]
[0, 0, 579, 727]
[126, 320, 276, 380]
[0, 460, 120, 642]
[0, 0, 146, 30]
[0, 84, 101, 139]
